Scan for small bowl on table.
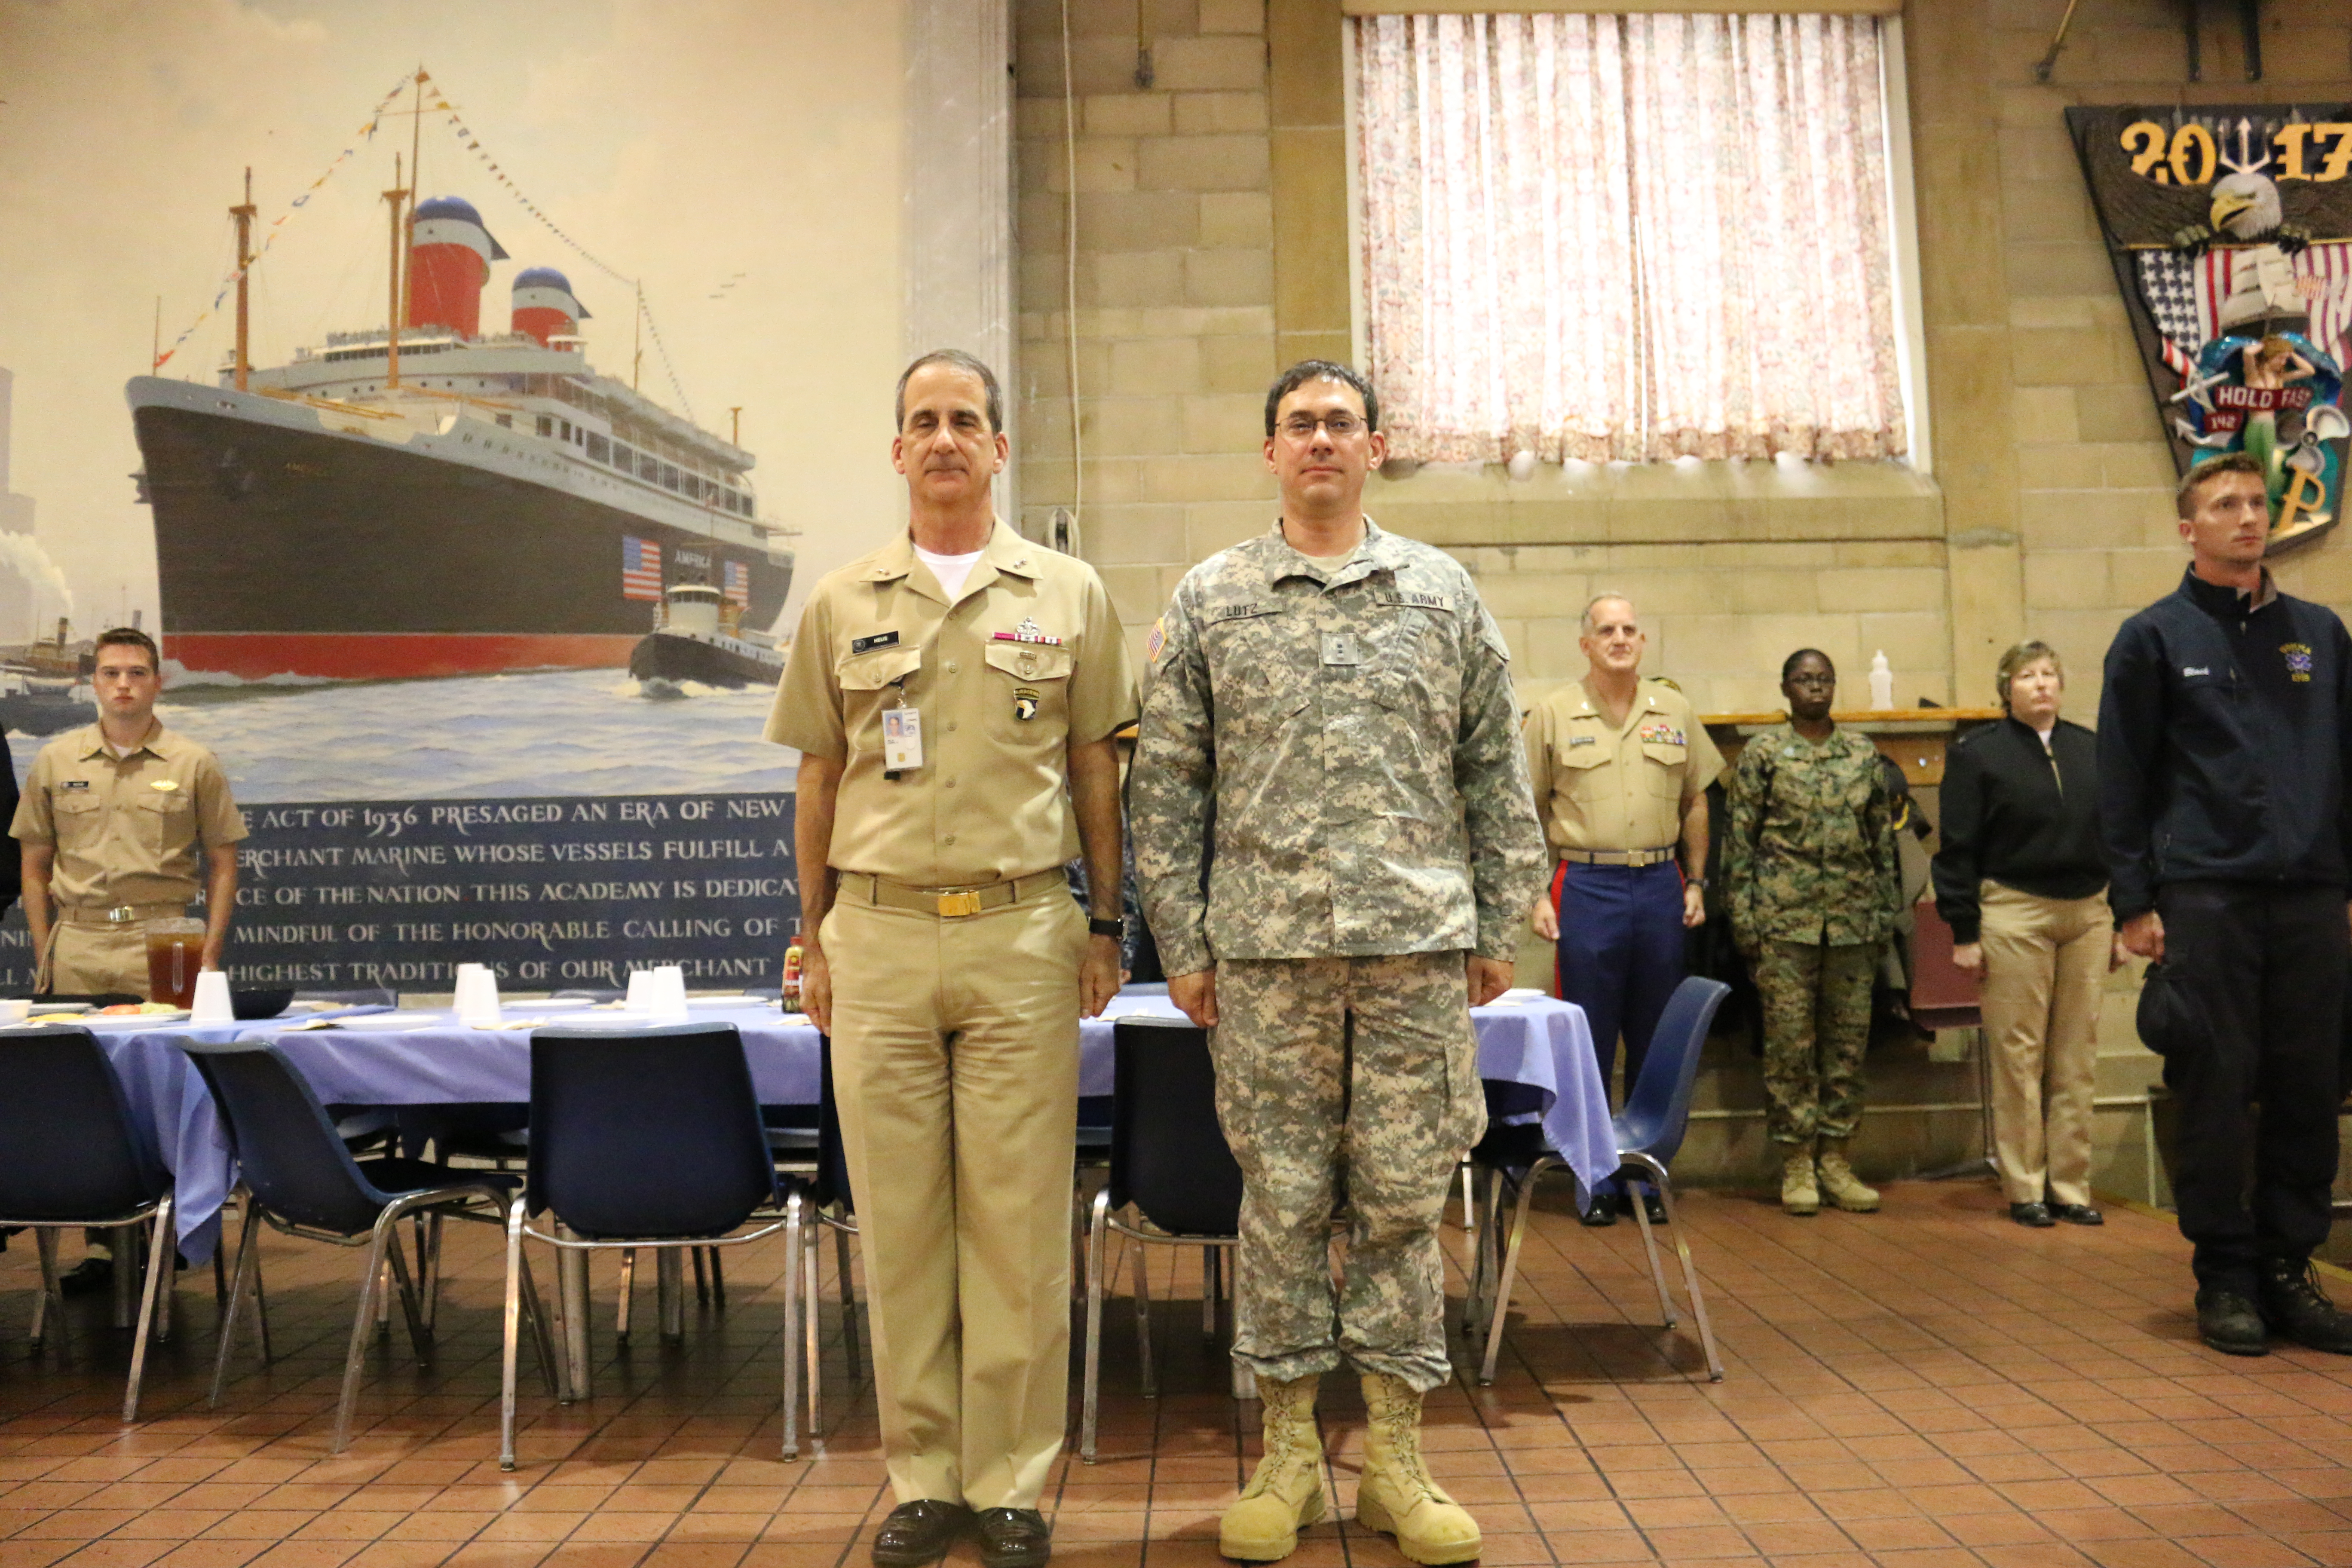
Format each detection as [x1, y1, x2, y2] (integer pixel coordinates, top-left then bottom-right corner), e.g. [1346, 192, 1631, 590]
[230, 986, 297, 1021]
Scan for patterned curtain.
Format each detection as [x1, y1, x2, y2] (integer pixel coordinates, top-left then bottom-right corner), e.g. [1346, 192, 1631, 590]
[1357, 12, 1908, 465]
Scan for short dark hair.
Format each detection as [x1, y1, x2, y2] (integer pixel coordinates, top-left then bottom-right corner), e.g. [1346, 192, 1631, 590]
[896, 349, 1002, 435]
[95, 627, 160, 673]
[2176, 451, 2265, 519]
[1995, 640, 2064, 712]
[1781, 647, 1834, 682]
[1264, 360, 1380, 438]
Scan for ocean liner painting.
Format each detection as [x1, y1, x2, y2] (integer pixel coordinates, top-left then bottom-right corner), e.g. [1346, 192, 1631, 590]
[130, 159, 794, 683]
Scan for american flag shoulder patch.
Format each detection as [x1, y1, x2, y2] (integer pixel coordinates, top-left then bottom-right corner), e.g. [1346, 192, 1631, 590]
[1147, 618, 1167, 664]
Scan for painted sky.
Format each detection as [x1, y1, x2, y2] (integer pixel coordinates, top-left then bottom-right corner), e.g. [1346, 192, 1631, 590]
[0, 0, 907, 635]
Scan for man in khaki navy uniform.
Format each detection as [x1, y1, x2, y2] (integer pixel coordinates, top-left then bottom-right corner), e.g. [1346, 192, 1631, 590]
[1522, 594, 1722, 1227]
[767, 350, 1134, 1568]
[13, 626, 246, 997]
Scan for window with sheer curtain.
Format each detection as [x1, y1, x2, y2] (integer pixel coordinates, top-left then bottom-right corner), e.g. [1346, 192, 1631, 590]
[1355, 12, 1909, 466]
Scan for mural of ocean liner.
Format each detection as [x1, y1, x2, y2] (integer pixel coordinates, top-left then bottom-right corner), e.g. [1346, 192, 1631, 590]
[129, 165, 793, 683]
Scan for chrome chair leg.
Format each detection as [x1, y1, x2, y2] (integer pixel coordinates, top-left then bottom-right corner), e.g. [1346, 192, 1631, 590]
[112, 1227, 138, 1329]
[616, 1248, 636, 1344]
[1460, 1159, 1478, 1234]
[1478, 1155, 1559, 1385]
[657, 1248, 685, 1340]
[334, 1210, 405, 1453]
[1081, 1187, 1111, 1463]
[417, 1212, 444, 1333]
[1132, 1230, 1156, 1398]
[802, 1222, 822, 1445]
[833, 1225, 859, 1378]
[692, 1246, 709, 1305]
[30, 1227, 65, 1350]
[383, 1218, 434, 1360]
[1623, 1172, 1679, 1329]
[375, 1254, 392, 1335]
[1626, 1151, 1724, 1382]
[210, 1201, 265, 1405]
[782, 1194, 802, 1461]
[708, 1244, 726, 1309]
[123, 1195, 175, 1422]
[500, 1195, 528, 1472]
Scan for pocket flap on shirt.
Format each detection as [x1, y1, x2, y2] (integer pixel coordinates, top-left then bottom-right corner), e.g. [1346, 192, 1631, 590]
[983, 641, 1075, 682]
[836, 644, 922, 692]
[1555, 740, 1610, 769]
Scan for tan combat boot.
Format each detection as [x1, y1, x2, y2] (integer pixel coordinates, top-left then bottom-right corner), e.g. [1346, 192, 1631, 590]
[1780, 1139, 1819, 1216]
[1354, 1372, 1482, 1566]
[1219, 1375, 1326, 1561]
[1816, 1139, 1880, 1212]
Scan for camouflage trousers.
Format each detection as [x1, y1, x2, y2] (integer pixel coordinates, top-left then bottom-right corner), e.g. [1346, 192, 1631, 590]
[1211, 951, 1485, 1392]
[1753, 939, 1877, 1146]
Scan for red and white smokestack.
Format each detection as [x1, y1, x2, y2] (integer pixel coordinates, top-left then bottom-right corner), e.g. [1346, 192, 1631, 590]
[406, 196, 507, 339]
[511, 267, 591, 347]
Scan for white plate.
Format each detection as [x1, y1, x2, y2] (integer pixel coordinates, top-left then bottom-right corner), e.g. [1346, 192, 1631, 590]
[83, 1009, 193, 1026]
[688, 995, 770, 1009]
[518, 997, 599, 1011]
[28, 1000, 93, 1014]
[333, 1011, 453, 1032]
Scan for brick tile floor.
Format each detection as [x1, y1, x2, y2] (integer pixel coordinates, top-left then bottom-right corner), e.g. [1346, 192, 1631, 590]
[6, 1178, 2352, 1568]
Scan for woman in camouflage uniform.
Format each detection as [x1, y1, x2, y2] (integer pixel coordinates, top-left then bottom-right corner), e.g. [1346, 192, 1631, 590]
[1723, 649, 1905, 1216]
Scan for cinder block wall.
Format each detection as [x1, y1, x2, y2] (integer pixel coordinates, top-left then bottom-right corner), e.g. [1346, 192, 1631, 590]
[1010, 0, 2352, 1200]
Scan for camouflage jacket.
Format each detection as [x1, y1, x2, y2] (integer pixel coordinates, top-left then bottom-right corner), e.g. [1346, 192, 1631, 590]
[1130, 520, 1547, 974]
[1723, 723, 1903, 948]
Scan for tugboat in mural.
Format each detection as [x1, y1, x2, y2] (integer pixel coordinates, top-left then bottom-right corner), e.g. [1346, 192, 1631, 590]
[126, 95, 796, 685]
[628, 579, 786, 692]
[0, 617, 92, 736]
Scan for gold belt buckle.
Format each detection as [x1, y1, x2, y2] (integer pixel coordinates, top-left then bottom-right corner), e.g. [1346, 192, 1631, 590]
[935, 889, 983, 918]
[106, 906, 137, 923]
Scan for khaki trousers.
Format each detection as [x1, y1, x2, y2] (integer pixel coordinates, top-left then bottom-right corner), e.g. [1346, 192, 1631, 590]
[1977, 881, 2110, 1208]
[46, 922, 153, 997]
[821, 887, 1085, 1511]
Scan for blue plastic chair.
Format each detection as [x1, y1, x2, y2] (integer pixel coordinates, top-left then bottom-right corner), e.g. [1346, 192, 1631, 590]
[0, 1026, 177, 1421]
[1080, 1018, 1247, 1464]
[505, 1023, 790, 1470]
[1470, 976, 1729, 1384]
[178, 1038, 559, 1453]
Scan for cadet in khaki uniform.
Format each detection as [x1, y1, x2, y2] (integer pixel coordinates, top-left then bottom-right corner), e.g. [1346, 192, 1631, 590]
[766, 352, 1133, 1568]
[1522, 594, 1722, 1226]
[13, 627, 246, 997]
[1133, 362, 1546, 1568]
[1722, 649, 1902, 1217]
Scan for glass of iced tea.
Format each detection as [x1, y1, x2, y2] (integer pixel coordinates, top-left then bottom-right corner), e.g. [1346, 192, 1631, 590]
[144, 917, 206, 1009]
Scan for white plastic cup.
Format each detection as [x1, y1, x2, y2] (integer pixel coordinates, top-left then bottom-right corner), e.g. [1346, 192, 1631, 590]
[455, 964, 503, 1029]
[191, 969, 235, 1025]
[0, 998, 32, 1026]
[652, 965, 689, 1023]
[625, 969, 655, 1013]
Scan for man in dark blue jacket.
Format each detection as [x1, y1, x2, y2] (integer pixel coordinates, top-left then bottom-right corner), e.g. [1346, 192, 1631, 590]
[2101, 450, 2352, 1358]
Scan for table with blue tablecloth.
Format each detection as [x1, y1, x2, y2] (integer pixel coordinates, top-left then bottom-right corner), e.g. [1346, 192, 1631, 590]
[70, 989, 1610, 1268]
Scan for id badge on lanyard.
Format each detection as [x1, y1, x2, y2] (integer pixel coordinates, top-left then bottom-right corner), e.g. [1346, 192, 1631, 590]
[882, 697, 924, 775]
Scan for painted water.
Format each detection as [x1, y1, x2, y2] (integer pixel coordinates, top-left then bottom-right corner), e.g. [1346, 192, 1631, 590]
[6, 670, 804, 802]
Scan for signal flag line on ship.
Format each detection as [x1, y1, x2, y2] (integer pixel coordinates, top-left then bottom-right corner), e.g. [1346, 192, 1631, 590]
[153, 71, 413, 371]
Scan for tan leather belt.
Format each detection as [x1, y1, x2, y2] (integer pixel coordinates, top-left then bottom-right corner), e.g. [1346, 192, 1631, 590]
[1559, 848, 1678, 868]
[58, 901, 187, 927]
[841, 869, 1067, 919]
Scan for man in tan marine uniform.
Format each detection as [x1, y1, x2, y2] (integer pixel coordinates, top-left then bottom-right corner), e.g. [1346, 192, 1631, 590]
[766, 350, 1136, 1568]
[1522, 594, 1722, 1226]
[13, 626, 246, 997]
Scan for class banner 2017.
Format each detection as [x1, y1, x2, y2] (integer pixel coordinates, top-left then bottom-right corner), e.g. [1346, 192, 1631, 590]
[226, 792, 799, 992]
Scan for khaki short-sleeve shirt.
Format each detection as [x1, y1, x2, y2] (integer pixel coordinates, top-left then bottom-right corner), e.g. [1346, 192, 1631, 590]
[765, 521, 1137, 886]
[1522, 678, 1724, 854]
[10, 722, 249, 909]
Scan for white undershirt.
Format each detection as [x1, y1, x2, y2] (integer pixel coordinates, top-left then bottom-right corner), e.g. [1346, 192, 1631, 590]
[915, 545, 985, 600]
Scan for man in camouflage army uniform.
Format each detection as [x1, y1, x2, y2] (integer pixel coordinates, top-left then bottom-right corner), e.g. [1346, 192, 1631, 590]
[1722, 649, 1903, 1217]
[1132, 361, 1546, 1568]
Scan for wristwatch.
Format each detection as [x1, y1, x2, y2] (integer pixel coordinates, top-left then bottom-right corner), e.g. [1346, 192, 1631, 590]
[1088, 916, 1124, 940]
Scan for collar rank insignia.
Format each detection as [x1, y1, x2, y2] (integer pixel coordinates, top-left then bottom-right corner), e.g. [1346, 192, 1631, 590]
[2283, 642, 2315, 683]
[992, 617, 1064, 647]
[1013, 686, 1041, 721]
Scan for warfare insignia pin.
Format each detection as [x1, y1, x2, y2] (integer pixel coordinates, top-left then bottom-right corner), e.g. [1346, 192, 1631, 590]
[2284, 641, 2315, 683]
[1014, 686, 1041, 721]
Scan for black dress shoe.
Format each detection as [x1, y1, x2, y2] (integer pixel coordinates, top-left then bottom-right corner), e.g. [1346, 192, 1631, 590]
[2051, 1203, 2103, 1226]
[57, 1257, 113, 1297]
[974, 1507, 1051, 1568]
[873, 1500, 973, 1567]
[2258, 1259, 2352, 1354]
[2008, 1202, 2055, 1228]
[1579, 1193, 1618, 1227]
[2195, 1286, 2269, 1356]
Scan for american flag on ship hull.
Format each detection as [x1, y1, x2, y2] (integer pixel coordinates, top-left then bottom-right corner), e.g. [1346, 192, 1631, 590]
[723, 560, 749, 607]
[622, 536, 663, 601]
[2138, 243, 2352, 376]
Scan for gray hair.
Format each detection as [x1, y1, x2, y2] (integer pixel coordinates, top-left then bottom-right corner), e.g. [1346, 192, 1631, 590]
[1580, 593, 1637, 635]
[895, 349, 1003, 434]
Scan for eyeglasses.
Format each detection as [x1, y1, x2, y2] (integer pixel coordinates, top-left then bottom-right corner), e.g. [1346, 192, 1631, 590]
[1278, 413, 1364, 440]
